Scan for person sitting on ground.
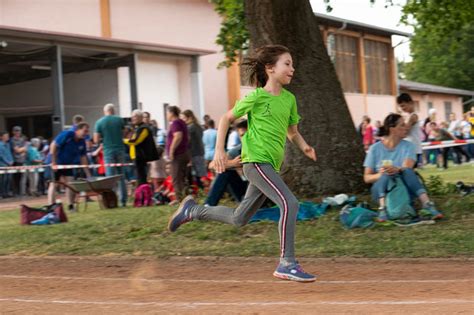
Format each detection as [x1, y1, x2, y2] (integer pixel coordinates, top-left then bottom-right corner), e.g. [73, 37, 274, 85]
[205, 120, 249, 207]
[149, 146, 167, 192]
[154, 163, 178, 206]
[363, 113, 443, 222]
[48, 122, 92, 212]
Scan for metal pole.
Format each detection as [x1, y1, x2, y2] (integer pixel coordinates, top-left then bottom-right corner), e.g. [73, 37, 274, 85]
[128, 54, 138, 111]
[50, 45, 65, 136]
[191, 55, 205, 119]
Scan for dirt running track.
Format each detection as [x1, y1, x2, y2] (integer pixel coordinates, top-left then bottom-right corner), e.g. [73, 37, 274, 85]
[0, 256, 472, 314]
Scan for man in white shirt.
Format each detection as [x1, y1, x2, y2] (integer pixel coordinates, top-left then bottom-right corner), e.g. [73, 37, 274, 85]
[397, 93, 423, 167]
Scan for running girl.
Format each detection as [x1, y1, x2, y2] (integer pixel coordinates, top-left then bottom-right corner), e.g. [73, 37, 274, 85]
[168, 45, 318, 282]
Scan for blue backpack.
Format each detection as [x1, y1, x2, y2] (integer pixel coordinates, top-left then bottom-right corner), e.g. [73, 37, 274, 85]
[385, 177, 416, 220]
[340, 205, 377, 229]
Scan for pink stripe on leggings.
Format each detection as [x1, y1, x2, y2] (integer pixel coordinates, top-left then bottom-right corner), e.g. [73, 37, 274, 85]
[254, 163, 288, 258]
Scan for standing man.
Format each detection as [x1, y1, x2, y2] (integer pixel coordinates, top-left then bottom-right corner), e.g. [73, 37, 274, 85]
[397, 93, 423, 167]
[48, 122, 91, 211]
[165, 106, 189, 201]
[10, 126, 27, 196]
[0, 131, 13, 198]
[94, 104, 127, 207]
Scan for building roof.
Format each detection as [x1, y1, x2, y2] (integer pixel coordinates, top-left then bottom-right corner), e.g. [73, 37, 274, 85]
[0, 25, 215, 56]
[315, 13, 411, 38]
[399, 80, 474, 97]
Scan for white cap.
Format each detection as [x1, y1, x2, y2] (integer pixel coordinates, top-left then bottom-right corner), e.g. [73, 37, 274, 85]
[428, 108, 437, 115]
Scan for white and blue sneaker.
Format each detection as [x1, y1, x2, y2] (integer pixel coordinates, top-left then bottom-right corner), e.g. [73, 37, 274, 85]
[273, 262, 317, 282]
[167, 195, 196, 232]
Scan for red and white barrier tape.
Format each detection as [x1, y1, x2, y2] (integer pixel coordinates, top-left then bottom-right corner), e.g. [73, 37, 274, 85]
[421, 139, 474, 150]
[0, 163, 134, 174]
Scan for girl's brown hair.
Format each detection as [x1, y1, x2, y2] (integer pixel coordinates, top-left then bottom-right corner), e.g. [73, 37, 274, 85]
[182, 109, 200, 125]
[378, 113, 402, 137]
[241, 45, 291, 87]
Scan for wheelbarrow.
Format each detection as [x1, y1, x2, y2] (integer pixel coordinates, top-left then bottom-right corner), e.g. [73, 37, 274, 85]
[55, 175, 123, 210]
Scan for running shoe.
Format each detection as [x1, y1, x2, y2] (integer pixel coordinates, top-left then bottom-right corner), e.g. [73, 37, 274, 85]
[167, 195, 195, 232]
[376, 208, 388, 222]
[420, 202, 444, 220]
[273, 263, 317, 282]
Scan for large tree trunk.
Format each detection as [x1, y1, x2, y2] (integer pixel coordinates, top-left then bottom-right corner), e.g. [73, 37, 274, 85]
[244, 0, 366, 196]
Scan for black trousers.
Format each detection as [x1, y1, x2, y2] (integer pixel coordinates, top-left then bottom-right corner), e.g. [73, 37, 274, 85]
[135, 159, 148, 186]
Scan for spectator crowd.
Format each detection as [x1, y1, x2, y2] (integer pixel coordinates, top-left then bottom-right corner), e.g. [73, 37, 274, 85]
[0, 97, 473, 214]
[0, 104, 249, 212]
[358, 96, 474, 170]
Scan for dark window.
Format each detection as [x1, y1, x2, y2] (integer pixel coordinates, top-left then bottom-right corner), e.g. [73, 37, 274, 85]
[364, 39, 391, 95]
[329, 33, 361, 93]
[444, 101, 452, 121]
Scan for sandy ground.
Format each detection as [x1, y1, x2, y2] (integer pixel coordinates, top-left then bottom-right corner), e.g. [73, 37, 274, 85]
[0, 256, 473, 314]
[0, 195, 54, 212]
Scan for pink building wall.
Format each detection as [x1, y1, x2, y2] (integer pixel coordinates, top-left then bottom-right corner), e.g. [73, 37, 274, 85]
[400, 90, 464, 123]
[0, 0, 229, 123]
[3, 1, 464, 128]
[109, 0, 229, 122]
[345, 93, 397, 126]
[0, 0, 101, 36]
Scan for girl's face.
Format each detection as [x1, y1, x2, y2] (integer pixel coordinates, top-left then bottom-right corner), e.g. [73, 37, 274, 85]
[399, 102, 414, 113]
[180, 114, 190, 124]
[389, 118, 408, 138]
[267, 53, 294, 85]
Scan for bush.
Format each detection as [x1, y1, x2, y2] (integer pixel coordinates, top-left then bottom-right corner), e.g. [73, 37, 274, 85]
[424, 175, 457, 196]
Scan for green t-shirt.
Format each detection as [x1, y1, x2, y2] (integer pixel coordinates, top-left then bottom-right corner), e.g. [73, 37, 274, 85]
[94, 115, 125, 155]
[232, 87, 300, 171]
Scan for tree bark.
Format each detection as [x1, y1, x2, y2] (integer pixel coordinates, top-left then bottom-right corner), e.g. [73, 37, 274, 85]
[244, 0, 366, 195]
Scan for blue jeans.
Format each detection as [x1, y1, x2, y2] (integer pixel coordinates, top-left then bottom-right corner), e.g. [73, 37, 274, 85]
[205, 170, 248, 206]
[104, 150, 127, 205]
[0, 173, 11, 197]
[371, 168, 427, 202]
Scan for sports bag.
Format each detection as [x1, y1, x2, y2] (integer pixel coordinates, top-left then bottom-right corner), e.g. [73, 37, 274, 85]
[340, 205, 377, 229]
[20, 203, 68, 225]
[385, 176, 416, 220]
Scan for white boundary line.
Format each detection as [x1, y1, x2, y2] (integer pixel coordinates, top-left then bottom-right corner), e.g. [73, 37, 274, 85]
[0, 274, 473, 284]
[0, 298, 472, 307]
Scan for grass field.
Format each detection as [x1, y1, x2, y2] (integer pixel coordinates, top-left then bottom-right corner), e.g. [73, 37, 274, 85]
[0, 185, 472, 258]
[418, 163, 474, 183]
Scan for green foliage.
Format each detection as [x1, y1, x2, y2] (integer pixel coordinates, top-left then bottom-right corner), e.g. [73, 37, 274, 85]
[209, 0, 351, 67]
[209, 0, 247, 68]
[401, 0, 474, 90]
[424, 175, 457, 196]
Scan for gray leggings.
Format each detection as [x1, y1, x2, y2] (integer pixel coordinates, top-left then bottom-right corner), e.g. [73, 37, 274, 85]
[189, 163, 299, 265]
